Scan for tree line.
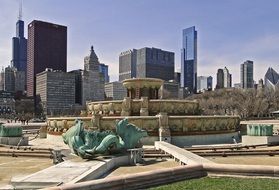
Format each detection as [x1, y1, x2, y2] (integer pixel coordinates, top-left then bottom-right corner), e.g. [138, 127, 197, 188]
[187, 87, 279, 119]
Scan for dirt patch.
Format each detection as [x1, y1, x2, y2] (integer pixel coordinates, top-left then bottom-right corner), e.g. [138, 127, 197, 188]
[207, 155, 279, 166]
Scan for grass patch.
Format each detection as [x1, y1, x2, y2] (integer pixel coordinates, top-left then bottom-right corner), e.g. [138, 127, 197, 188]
[149, 177, 279, 190]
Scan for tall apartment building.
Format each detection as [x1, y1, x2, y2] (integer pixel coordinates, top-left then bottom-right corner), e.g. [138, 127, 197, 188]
[105, 81, 126, 100]
[27, 20, 67, 97]
[223, 67, 232, 88]
[11, 4, 27, 74]
[197, 76, 213, 92]
[216, 67, 232, 89]
[36, 69, 75, 115]
[119, 49, 137, 81]
[181, 26, 197, 92]
[241, 60, 254, 89]
[99, 63, 110, 83]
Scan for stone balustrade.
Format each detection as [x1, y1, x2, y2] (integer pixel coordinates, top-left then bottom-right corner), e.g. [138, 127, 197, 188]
[168, 116, 239, 135]
[47, 117, 92, 134]
[87, 98, 200, 116]
[87, 100, 123, 116]
[47, 115, 240, 140]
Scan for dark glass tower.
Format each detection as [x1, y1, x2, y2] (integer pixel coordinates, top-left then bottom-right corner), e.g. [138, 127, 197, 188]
[27, 20, 67, 97]
[181, 26, 197, 93]
[241, 60, 254, 89]
[136, 47, 174, 81]
[119, 47, 174, 82]
[11, 14, 27, 73]
[216, 69, 224, 89]
[99, 63, 110, 83]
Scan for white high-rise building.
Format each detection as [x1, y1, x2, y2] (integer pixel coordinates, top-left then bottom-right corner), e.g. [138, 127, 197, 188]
[223, 67, 232, 88]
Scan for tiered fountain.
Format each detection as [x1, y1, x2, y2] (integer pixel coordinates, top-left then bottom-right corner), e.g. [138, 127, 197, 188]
[47, 78, 240, 146]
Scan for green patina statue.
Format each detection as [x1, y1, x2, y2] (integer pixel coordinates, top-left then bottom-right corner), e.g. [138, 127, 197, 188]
[62, 118, 148, 159]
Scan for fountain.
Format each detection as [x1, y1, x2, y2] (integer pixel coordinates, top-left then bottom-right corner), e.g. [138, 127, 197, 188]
[47, 78, 240, 146]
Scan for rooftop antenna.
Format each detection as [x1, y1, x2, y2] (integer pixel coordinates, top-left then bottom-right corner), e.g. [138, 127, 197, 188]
[18, 0, 22, 20]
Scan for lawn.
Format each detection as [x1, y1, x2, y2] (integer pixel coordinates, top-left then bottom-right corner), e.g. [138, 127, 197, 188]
[149, 177, 279, 190]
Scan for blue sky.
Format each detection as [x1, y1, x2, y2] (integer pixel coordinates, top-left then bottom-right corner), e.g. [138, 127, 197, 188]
[0, 0, 279, 86]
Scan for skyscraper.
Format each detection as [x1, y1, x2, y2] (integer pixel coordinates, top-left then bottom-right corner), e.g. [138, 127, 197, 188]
[119, 49, 137, 81]
[223, 67, 232, 88]
[119, 47, 174, 81]
[99, 63, 110, 83]
[241, 60, 254, 89]
[27, 20, 67, 97]
[11, 2, 27, 74]
[264, 67, 279, 90]
[181, 26, 197, 93]
[216, 69, 224, 89]
[136, 47, 174, 81]
[197, 76, 213, 92]
[81, 46, 105, 105]
[216, 67, 232, 89]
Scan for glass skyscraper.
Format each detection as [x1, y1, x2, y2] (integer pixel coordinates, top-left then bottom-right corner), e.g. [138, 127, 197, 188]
[181, 26, 197, 92]
[11, 14, 27, 73]
[241, 60, 254, 89]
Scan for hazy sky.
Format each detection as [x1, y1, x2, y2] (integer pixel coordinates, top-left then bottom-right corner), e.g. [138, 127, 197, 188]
[0, 0, 279, 86]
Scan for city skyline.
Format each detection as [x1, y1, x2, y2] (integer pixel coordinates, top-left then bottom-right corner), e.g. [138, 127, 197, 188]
[0, 0, 279, 87]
